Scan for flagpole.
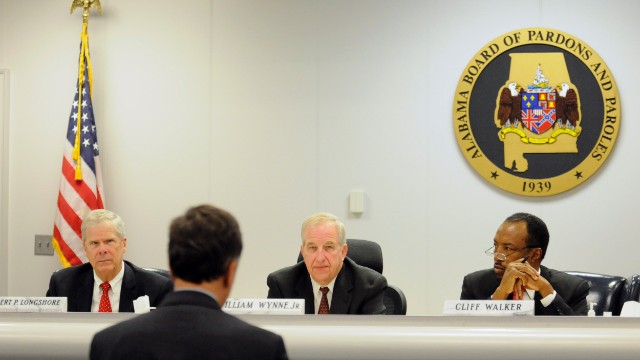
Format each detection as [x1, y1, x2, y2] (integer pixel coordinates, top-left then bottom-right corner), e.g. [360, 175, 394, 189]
[70, 0, 101, 180]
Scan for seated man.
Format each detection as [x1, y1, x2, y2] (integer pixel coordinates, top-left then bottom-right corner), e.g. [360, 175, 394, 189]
[267, 212, 387, 314]
[460, 212, 589, 315]
[46, 209, 172, 312]
[90, 204, 288, 360]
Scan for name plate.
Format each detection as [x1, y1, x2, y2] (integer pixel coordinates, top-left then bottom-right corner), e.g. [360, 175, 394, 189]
[443, 300, 534, 316]
[223, 298, 304, 315]
[0, 297, 67, 313]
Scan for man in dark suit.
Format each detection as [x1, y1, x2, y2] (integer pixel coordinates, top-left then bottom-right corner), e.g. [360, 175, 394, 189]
[90, 204, 288, 360]
[460, 212, 589, 315]
[46, 209, 172, 312]
[267, 212, 387, 314]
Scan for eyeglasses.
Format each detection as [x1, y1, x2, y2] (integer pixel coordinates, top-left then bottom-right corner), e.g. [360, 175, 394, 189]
[484, 245, 539, 262]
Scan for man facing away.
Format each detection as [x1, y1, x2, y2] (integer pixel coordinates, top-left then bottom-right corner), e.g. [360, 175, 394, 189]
[460, 212, 589, 315]
[46, 209, 172, 312]
[90, 204, 288, 360]
[267, 212, 387, 314]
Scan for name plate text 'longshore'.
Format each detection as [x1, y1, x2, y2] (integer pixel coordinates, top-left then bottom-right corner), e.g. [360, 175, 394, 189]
[0, 297, 67, 312]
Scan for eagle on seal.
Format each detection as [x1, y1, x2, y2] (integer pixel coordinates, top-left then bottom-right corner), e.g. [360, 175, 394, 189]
[497, 82, 524, 127]
[556, 83, 579, 130]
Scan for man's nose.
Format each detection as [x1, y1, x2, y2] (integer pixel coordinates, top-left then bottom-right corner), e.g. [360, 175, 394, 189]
[315, 249, 327, 261]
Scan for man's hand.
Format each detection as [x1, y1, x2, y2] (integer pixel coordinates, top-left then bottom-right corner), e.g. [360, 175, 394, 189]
[492, 257, 553, 299]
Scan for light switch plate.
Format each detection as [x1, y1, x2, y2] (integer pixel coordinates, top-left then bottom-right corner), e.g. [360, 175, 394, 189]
[34, 235, 54, 256]
[349, 190, 365, 214]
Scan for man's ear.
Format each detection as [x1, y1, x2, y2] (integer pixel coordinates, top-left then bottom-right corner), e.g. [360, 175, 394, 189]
[531, 248, 542, 261]
[223, 259, 239, 289]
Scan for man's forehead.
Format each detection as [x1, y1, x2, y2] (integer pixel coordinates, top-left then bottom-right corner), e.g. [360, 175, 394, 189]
[303, 237, 339, 245]
[86, 226, 120, 239]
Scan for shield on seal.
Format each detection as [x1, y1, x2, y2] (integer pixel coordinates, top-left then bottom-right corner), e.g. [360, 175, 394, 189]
[520, 90, 556, 134]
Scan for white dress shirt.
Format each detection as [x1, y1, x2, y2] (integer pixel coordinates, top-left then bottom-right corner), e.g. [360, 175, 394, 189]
[310, 276, 337, 314]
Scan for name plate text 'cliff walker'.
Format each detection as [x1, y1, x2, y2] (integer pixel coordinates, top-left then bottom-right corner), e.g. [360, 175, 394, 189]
[443, 300, 534, 316]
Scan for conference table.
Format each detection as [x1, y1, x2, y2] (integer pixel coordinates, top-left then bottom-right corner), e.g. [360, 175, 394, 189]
[1, 313, 640, 359]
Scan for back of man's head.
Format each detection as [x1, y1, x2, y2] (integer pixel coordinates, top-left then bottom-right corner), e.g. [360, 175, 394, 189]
[169, 204, 243, 283]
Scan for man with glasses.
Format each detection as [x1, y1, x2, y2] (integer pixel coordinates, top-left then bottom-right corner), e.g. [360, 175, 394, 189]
[460, 212, 589, 315]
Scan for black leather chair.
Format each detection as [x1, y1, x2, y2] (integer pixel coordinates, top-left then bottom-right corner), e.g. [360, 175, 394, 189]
[297, 238, 407, 315]
[143, 267, 171, 279]
[565, 271, 626, 316]
[622, 274, 640, 305]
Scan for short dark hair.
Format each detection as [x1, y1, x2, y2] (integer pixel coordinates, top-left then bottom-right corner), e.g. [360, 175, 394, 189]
[505, 212, 549, 260]
[169, 204, 243, 283]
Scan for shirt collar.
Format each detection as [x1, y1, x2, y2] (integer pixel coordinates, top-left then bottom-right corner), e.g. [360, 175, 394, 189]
[310, 276, 337, 296]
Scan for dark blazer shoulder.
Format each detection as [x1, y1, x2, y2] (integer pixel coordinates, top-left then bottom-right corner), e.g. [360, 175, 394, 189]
[343, 257, 385, 286]
[460, 268, 499, 300]
[120, 261, 173, 311]
[91, 290, 288, 360]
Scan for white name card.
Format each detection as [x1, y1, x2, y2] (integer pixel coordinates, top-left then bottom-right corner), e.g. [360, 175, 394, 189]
[0, 297, 67, 313]
[443, 300, 534, 316]
[223, 298, 304, 315]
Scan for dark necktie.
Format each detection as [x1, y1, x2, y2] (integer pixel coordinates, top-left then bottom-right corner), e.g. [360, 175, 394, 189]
[98, 282, 112, 312]
[318, 286, 330, 314]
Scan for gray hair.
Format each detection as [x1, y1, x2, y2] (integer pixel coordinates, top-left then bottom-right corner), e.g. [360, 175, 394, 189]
[301, 212, 346, 246]
[81, 209, 126, 242]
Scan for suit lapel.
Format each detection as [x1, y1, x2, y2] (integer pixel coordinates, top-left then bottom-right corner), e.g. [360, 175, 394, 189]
[294, 273, 315, 315]
[75, 266, 94, 312]
[329, 261, 353, 314]
[119, 262, 135, 312]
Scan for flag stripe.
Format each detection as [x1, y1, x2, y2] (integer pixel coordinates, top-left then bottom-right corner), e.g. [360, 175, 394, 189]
[56, 190, 83, 240]
[61, 155, 99, 208]
[54, 203, 88, 264]
[53, 226, 82, 266]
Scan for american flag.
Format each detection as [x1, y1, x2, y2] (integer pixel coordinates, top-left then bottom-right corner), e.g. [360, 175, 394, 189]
[52, 32, 105, 267]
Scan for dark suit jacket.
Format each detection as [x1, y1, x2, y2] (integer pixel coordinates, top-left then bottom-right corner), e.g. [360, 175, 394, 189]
[46, 260, 173, 312]
[267, 257, 387, 314]
[460, 265, 590, 315]
[90, 290, 288, 360]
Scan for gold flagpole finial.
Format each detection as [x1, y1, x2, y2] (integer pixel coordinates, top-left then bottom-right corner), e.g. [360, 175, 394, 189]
[70, 0, 102, 23]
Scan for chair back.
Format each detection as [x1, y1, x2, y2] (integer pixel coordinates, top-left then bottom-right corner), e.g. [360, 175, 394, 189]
[384, 285, 408, 315]
[565, 271, 627, 316]
[622, 274, 640, 306]
[143, 267, 171, 279]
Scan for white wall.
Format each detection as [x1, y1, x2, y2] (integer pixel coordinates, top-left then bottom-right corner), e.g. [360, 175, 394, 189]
[0, 0, 638, 315]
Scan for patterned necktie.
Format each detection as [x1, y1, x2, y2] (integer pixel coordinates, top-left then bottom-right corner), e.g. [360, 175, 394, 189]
[318, 287, 330, 314]
[99, 282, 112, 312]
